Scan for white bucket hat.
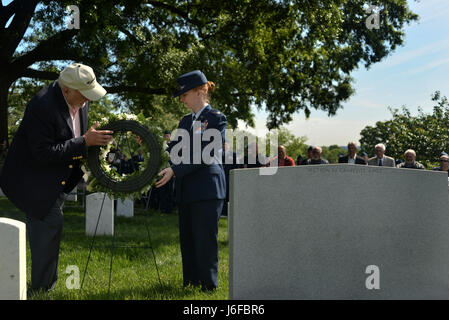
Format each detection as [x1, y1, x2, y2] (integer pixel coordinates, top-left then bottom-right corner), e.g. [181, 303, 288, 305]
[58, 63, 106, 101]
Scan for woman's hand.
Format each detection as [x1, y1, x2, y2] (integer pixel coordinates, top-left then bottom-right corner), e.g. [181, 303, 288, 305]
[155, 167, 175, 188]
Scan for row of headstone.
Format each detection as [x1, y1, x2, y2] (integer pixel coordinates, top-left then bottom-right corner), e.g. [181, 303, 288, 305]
[85, 193, 134, 236]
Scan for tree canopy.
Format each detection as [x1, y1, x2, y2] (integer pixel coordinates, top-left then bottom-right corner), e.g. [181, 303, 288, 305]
[1, 0, 418, 144]
[360, 91, 449, 168]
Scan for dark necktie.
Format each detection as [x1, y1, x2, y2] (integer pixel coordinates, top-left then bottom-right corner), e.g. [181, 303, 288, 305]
[378, 159, 383, 166]
[190, 114, 196, 129]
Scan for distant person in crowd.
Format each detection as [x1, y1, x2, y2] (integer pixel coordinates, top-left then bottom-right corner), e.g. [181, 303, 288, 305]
[300, 146, 314, 165]
[107, 146, 122, 172]
[338, 142, 366, 165]
[118, 155, 133, 175]
[133, 149, 144, 162]
[304, 146, 329, 165]
[106, 145, 116, 163]
[361, 152, 369, 164]
[163, 129, 172, 151]
[131, 149, 144, 171]
[163, 129, 171, 142]
[0, 63, 112, 296]
[112, 150, 122, 171]
[269, 145, 295, 167]
[368, 143, 395, 167]
[243, 142, 267, 168]
[296, 154, 303, 165]
[396, 149, 425, 169]
[432, 152, 449, 176]
[221, 142, 242, 216]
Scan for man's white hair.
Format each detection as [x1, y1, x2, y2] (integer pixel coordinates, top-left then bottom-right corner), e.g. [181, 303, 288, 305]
[404, 149, 416, 157]
[375, 143, 386, 152]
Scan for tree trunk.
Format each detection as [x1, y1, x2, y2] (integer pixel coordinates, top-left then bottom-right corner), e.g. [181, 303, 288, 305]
[0, 78, 11, 172]
[0, 80, 9, 146]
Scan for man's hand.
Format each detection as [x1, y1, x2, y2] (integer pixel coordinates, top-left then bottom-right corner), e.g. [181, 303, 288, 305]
[83, 123, 113, 147]
[155, 167, 174, 188]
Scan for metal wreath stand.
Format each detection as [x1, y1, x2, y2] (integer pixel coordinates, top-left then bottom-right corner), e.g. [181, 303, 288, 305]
[80, 120, 162, 297]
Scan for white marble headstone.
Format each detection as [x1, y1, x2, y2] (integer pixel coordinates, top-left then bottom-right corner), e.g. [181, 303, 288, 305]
[116, 198, 134, 217]
[0, 218, 27, 300]
[86, 192, 114, 236]
[66, 187, 77, 202]
[229, 165, 449, 299]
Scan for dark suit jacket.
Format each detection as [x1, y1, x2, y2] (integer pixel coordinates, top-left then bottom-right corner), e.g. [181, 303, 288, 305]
[0, 81, 88, 219]
[167, 105, 226, 204]
[338, 155, 366, 165]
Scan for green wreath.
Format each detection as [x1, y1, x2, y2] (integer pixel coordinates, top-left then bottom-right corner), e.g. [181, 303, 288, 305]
[84, 113, 170, 200]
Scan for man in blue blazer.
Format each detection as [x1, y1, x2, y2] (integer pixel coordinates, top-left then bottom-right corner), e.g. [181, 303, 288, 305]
[156, 70, 226, 291]
[0, 63, 113, 295]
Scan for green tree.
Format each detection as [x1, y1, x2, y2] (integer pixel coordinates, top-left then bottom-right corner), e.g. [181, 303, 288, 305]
[272, 127, 308, 162]
[360, 91, 449, 168]
[1, 0, 418, 145]
[321, 144, 346, 163]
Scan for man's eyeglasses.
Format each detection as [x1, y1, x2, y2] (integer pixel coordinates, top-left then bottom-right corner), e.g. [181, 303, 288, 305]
[440, 159, 449, 162]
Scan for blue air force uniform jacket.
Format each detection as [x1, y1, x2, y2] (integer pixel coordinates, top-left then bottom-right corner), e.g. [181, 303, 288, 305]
[167, 105, 226, 204]
[0, 81, 88, 219]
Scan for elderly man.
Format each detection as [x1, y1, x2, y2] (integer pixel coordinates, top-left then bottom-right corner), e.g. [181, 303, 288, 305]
[300, 145, 314, 165]
[368, 143, 395, 167]
[270, 145, 295, 167]
[432, 152, 449, 176]
[338, 142, 366, 165]
[0, 63, 113, 296]
[304, 146, 329, 165]
[396, 149, 425, 169]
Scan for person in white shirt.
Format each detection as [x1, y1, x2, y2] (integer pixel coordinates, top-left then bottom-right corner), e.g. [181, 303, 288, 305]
[338, 142, 366, 165]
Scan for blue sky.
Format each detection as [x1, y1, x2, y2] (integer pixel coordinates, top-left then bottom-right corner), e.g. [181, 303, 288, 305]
[240, 0, 449, 146]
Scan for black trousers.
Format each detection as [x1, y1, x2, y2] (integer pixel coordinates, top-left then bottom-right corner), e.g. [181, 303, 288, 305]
[178, 199, 224, 290]
[26, 193, 65, 292]
[159, 178, 174, 213]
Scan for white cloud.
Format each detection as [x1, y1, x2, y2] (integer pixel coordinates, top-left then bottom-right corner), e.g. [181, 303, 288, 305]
[406, 56, 449, 75]
[379, 39, 449, 69]
[284, 117, 377, 146]
[344, 97, 388, 111]
[237, 116, 377, 147]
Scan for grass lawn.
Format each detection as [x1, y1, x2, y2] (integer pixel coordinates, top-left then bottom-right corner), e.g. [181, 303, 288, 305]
[0, 197, 229, 300]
